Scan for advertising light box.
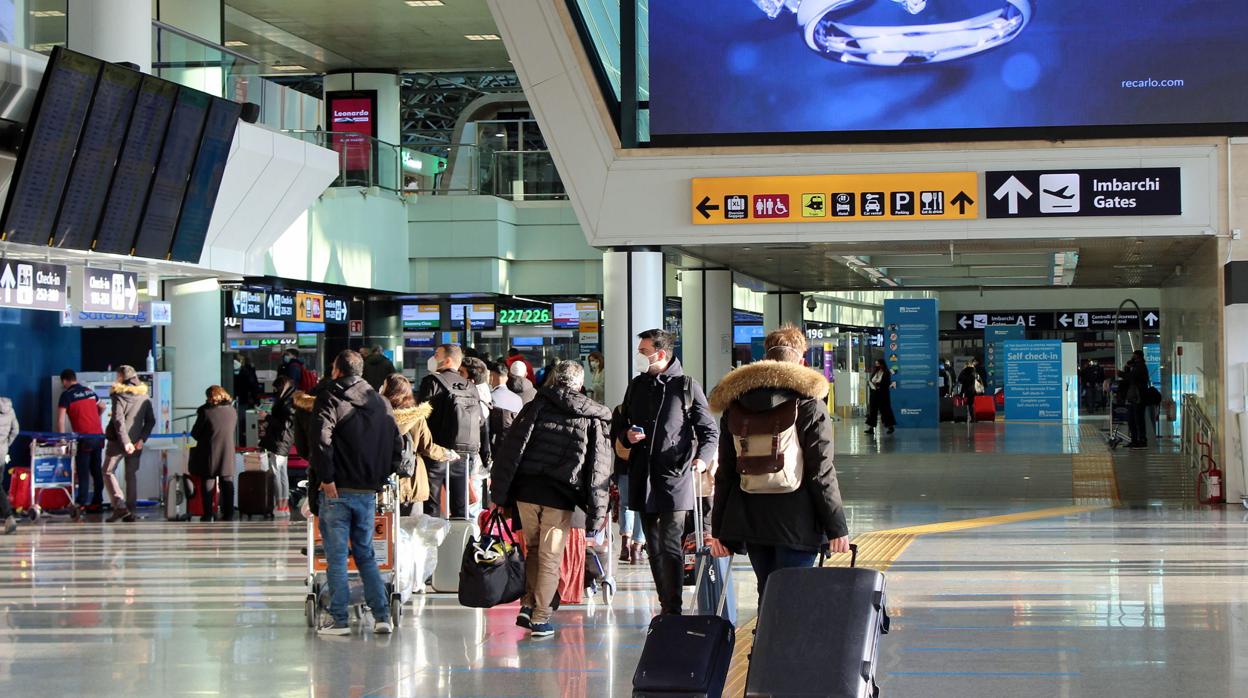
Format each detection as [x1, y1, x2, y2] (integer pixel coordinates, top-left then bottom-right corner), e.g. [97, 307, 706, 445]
[648, 0, 1248, 145]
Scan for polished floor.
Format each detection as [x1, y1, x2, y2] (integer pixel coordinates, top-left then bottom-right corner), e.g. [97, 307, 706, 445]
[1, 420, 1235, 697]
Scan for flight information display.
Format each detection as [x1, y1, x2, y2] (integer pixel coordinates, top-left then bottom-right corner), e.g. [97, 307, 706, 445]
[132, 88, 210, 259]
[168, 98, 241, 263]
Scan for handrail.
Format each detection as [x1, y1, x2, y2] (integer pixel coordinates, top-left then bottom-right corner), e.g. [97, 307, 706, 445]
[152, 20, 260, 65]
[283, 128, 403, 151]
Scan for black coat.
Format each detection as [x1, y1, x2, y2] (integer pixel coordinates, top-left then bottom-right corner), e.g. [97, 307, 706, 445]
[313, 376, 402, 492]
[621, 358, 719, 513]
[417, 369, 485, 458]
[363, 353, 396, 391]
[868, 366, 892, 408]
[957, 365, 982, 400]
[189, 403, 237, 479]
[235, 364, 262, 407]
[708, 361, 848, 553]
[259, 387, 296, 455]
[490, 385, 614, 530]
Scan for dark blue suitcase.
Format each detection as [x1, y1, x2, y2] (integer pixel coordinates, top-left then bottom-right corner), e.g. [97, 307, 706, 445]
[632, 602, 735, 696]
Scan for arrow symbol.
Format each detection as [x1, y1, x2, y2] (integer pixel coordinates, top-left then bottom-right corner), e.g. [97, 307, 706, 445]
[950, 191, 975, 215]
[0, 264, 12, 304]
[125, 276, 137, 310]
[1145, 311, 1159, 327]
[993, 176, 1032, 215]
[1059, 313, 1071, 327]
[958, 315, 971, 329]
[696, 196, 720, 220]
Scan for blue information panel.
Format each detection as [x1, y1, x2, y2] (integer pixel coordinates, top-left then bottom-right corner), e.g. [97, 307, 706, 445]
[1144, 343, 1162, 387]
[984, 325, 1025, 392]
[884, 299, 938, 428]
[33, 454, 73, 486]
[1004, 340, 1063, 422]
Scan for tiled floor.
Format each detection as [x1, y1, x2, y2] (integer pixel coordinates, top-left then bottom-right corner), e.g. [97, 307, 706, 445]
[0, 420, 1232, 697]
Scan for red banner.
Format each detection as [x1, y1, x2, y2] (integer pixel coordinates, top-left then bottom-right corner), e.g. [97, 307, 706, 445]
[327, 93, 376, 172]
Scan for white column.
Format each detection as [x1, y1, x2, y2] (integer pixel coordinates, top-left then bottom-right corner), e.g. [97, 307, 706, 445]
[764, 291, 804, 330]
[682, 268, 733, 391]
[165, 278, 222, 420]
[67, 0, 152, 73]
[603, 247, 663, 407]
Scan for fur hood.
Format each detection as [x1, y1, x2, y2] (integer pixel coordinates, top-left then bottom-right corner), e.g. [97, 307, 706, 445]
[393, 403, 433, 433]
[708, 360, 828, 413]
[110, 381, 149, 396]
[293, 391, 316, 412]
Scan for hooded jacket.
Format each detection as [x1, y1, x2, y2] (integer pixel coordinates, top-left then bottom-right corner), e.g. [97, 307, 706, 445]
[313, 376, 403, 492]
[490, 385, 614, 530]
[363, 352, 396, 391]
[106, 381, 156, 453]
[0, 397, 19, 457]
[259, 385, 297, 456]
[392, 402, 449, 504]
[621, 357, 719, 513]
[708, 361, 847, 553]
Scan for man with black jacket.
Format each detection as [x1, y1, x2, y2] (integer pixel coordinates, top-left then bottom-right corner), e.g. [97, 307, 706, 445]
[491, 361, 613, 638]
[619, 329, 719, 616]
[312, 350, 404, 636]
[707, 326, 850, 602]
[418, 344, 483, 518]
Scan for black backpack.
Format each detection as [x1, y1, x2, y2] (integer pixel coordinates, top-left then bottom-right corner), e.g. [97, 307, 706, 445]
[430, 370, 483, 451]
[397, 430, 417, 477]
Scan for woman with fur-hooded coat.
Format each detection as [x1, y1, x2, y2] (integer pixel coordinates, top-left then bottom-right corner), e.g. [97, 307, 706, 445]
[381, 374, 452, 509]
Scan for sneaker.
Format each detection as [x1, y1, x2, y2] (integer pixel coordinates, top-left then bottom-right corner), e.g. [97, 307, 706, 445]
[516, 606, 533, 629]
[276, 506, 291, 518]
[529, 622, 555, 638]
[3, 516, 15, 535]
[374, 619, 393, 635]
[106, 509, 129, 523]
[317, 619, 351, 636]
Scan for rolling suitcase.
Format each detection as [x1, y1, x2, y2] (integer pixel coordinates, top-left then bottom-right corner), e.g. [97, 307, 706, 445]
[237, 469, 278, 519]
[973, 395, 996, 422]
[939, 395, 955, 422]
[432, 463, 478, 593]
[686, 472, 736, 623]
[185, 474, 217, 518]
[165, 475, 190, 521]
[745, 545, 889, 698]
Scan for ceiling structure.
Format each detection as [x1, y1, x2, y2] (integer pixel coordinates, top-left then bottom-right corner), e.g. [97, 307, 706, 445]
[677, 236, 1211, 292]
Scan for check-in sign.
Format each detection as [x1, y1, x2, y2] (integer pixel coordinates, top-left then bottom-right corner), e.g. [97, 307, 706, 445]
[691, 172, 978, 224]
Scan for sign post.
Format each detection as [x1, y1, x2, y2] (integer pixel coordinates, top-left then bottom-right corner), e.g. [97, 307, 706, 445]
[883, 298, 939, 428]
[81, 268, 138, 316]
[986, 168, 1181, 219]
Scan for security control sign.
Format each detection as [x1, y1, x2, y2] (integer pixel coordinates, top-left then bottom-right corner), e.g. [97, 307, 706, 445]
[0, 260, 66, 311]
[82, 268, 138, 316]
[986, 168, 1181, 218]
[692, 172, 977, 224]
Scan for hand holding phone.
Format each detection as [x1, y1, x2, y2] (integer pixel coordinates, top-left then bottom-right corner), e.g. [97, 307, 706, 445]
[626, 425, 646, 444]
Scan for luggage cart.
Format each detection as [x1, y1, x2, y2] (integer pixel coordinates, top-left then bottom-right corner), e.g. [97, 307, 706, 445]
[27, 437, 80, 522]
[585, 526, 616, 607]
[303, 478, 404, 629]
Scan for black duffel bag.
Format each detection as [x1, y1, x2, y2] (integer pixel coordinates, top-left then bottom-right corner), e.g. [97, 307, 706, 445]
[458, 509, 526, 608]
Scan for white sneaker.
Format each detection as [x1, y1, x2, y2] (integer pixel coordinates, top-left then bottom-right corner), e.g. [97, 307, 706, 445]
[374, 619, 393, 634]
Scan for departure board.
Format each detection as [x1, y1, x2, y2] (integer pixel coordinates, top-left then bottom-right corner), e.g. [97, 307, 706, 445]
[51, 62, 142, 251]
[168, 98, 241, 263]
[0, 48, 100, 245]
[92, 75, 178, 255]
[132, 87, 210, 259]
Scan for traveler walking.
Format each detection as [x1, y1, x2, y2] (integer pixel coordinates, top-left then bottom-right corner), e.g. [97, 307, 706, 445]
[618, 329, 719, 616]
[490, 361, 613, 637]
[381, 373, 455, 515]
[1124, 350, 1151, 450]
[0, 395, 19, 534]
[865, 359, 896, 435]
[57, 369, 106, 508]
[259, 375, 297, 516]
[312, 350, 404, 636]
[362, 345, 396, 391]
[189, 386, 238, 522]
[611, 405, 646, 564]
[103, 366, 155, 522]
[707, 327, 850, 601]
[418, 344, 486, 518]
[587, 351, 606, 402]
[957, 359, 984, 423]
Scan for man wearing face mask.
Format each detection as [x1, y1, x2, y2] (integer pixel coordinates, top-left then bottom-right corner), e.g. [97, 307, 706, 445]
[619, 328, 719, 616]
[417, 344, 481, 518]
[281, 348, 305, 386]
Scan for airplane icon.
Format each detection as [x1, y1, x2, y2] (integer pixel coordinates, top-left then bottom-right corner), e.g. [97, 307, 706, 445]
[1042, 186, 1076, 200]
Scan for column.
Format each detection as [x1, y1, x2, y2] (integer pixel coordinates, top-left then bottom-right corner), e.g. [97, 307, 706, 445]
[165, 278, 222, 420]
[603, 247, 663, 407]
[681, 268, 733, 391]
[764, 291, 805, 331]
[67, 0, 151, 73]
[323, 72, 402, 189]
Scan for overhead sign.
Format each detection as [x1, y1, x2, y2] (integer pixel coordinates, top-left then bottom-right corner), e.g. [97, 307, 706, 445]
[230, 290, 265, 318]
[957, 312, 1053, 330]
[986, 168, 1181, 218]
[0, 260, 66, 312]
[957, 309, 1160, 331]
[296, 292, 324, 323]
[265, 290, 295, 321]
[323, 296, 349, 324]
[692, 172, 978, 224]
[82, 268, 138, 316]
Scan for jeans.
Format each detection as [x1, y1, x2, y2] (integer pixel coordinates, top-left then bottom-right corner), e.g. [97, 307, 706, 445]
[264, 452, 290, 507]
[642, 510, 690, 615]
[75, 443, 104, 506]
[424, 456, 470, 518]
[103, 449, 141, 512]
[616, 477, 645, 543]
[517, 501, 573, 624]
[319, 491, 389, 626]
[746, 542, 819, 604]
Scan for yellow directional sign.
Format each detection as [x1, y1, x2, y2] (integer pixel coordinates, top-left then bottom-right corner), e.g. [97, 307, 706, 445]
[692, 172, 979, 224]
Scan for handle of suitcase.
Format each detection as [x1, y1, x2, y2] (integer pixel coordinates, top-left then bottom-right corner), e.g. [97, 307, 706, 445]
[690, 460, 732, 618]
[818, 542, 859, 568]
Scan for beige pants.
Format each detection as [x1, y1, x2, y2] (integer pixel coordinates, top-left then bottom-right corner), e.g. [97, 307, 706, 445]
[517, 501, 573, 625]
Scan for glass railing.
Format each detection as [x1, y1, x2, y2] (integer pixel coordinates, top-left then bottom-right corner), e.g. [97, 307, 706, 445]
[490, 150, 567, 201]
[284, 130, 404, 194]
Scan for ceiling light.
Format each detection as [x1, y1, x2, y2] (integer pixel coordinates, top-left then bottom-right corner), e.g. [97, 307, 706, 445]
[271, 64, 308, 71]
[30, 10, 65, 17]
[465, 34, 502, 41]
[406, 0, 445, 5]
[224, 40, 248, 47]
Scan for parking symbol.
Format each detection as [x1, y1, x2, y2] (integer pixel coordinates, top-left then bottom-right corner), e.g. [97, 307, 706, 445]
[802, 193, 826, 218]
[724, 195, 748, 220]
[860, 192, 885, 216]
[832, 192, 855, 217]
[920, 191, 945, 215]
[892, 191, 915, 216]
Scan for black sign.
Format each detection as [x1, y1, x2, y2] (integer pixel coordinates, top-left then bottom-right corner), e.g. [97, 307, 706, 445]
[265, 291, 295, 320]
[0, 260, 67, 311]
[1055, 309, 1160, 331]
[956, 312, 1053, 330]
[229, 290, 265, 318]
[82, 268, 138, 315]
[324, 296, 349, 324]
[986, 168, 1181, 218]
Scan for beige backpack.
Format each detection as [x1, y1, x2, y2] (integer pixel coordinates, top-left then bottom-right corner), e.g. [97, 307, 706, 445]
[727, 400, 804, 494]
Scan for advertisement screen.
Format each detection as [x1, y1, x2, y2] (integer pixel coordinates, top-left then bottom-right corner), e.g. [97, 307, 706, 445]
[402, 304, 440, 331]
[327, 91, 376, 171]
[648, 0, 1248, 144]
[552, 302, 600, 330]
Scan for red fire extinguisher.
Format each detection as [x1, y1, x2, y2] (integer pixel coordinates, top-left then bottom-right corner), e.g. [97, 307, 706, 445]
[1162, 398, 1176, 423]
[1198, 455, 1224, 505]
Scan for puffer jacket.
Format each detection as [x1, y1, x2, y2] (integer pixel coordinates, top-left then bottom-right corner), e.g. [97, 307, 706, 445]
[106, 381, 156, 454]
[708, 360, 848, 553]
[0, 397, 19, 458]
[393, 403, 449, 504]
[490, 385, 614, 530]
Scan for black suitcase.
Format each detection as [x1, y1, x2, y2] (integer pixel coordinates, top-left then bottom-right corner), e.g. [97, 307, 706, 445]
[745, 545, 889, 698]
[632, 613, 735, 697]
[939, 396, 955, 423]
[237, 469, 277, 519]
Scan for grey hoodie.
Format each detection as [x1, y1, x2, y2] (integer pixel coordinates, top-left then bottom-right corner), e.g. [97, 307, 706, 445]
[0, 397, 19, 455]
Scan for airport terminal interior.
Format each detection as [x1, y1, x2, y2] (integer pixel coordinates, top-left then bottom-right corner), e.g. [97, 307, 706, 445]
[3, 1, 1248, 696]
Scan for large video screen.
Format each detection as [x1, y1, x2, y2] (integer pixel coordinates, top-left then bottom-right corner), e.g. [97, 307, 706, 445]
[648, 0, 1248, 144]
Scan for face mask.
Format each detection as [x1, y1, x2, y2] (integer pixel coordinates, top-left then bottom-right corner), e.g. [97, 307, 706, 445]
[427, 356, 440, 373]
[282, 355, 291, 363]
[633, 351, 654, 374]
[233, 361, 241, 371]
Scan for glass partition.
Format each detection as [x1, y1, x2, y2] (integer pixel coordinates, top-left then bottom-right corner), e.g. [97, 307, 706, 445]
[284, 130, 403, 194]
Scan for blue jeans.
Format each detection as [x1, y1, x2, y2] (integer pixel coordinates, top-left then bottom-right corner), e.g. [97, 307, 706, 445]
[75, 443, 103, 506]
[319, 492, 389, 625]
[616, 476, 645, 543]
[746, 542, 818, 602]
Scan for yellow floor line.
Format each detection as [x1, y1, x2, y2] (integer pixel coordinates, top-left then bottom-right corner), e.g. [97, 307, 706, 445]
[1072, 453, 1121, 506]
